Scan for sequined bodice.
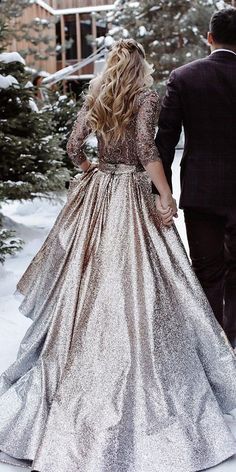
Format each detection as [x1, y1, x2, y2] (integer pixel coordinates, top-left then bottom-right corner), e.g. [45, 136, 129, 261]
[67, 89, 161, 167]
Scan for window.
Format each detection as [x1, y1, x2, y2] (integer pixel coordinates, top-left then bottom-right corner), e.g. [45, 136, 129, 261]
[56, 17, 62, 61]
[96, 13, 108, 39]
[80, 13, 93, 59]
[65, 14, 77, 60]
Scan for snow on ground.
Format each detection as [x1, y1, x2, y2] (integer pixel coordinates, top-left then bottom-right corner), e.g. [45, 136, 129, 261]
[0, 194, 66, 375]
[0, 151, 236, 471]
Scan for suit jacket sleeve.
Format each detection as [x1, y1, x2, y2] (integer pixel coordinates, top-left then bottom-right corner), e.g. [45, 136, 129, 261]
[152, 70, 183, 194]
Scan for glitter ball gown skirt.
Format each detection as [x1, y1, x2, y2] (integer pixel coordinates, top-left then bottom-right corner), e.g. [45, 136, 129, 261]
[1, 163, 236, 472]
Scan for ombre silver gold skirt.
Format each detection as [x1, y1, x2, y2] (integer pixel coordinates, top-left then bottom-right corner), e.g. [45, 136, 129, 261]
[1, 162, 236, 471]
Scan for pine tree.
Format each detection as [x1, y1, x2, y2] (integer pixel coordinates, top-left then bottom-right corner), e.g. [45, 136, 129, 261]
[0, 20, 69, 263]
[0, 31, 69, 201]
[0, 213, 23, 264]
[110, 0, 227, 93]
[0, 20, 24, 263]
[47, 92, 81, 172]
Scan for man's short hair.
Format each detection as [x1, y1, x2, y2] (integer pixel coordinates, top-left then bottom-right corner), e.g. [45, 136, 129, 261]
[210, 8, 236, 45]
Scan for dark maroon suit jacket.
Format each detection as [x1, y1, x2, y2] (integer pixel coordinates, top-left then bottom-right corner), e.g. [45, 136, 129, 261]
[154, 51, 236, 210]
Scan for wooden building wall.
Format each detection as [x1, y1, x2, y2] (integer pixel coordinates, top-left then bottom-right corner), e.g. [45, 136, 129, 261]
[8, 3, 57, 74]
[45, 0, 114, 8]
[7, 1, 114, 75]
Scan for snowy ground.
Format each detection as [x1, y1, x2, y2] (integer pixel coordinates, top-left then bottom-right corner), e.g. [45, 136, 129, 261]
[0, 151, 236, 471]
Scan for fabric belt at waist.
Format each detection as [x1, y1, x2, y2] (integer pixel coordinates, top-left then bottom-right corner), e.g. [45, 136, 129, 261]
[98, 162, 144, 174]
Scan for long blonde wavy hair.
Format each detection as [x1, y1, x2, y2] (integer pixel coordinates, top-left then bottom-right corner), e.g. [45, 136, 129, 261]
[86, 39, 154, 145]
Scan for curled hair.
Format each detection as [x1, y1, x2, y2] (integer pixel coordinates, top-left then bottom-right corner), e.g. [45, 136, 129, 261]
[86, 39, 154, 145]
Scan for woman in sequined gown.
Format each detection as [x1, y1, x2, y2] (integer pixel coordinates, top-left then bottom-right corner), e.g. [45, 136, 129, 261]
[1, 39, 236, 472]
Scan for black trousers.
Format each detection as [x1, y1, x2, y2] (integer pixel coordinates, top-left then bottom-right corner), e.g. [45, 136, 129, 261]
[184, 207, 236, 347]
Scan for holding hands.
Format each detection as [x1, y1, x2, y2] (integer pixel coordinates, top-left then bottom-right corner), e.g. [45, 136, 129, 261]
[155, 194, 178, 227]
[144, 161, 178, 228]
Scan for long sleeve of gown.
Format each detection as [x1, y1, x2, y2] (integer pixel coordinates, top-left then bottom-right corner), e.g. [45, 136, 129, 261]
[67, 101, 92, 166]
[136, 90, 162, 167]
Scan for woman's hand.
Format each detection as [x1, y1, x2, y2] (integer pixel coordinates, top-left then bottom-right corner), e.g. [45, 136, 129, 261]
[155, 194, 178, 227]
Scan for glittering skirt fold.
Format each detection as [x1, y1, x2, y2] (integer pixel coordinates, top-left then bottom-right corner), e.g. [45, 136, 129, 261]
[1, 164, 236, 472]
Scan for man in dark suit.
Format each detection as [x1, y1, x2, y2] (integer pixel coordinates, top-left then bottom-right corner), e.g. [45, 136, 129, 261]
[154, 8, 236, 346]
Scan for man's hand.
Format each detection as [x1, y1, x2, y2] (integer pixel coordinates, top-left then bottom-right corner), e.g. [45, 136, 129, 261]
[155, 195, 178, 227]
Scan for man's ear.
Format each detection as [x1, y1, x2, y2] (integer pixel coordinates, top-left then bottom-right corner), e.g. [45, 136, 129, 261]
[207, 32, 214, 45]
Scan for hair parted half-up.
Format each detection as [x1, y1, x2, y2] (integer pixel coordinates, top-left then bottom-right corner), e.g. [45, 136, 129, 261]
[85, 39, 154, 146]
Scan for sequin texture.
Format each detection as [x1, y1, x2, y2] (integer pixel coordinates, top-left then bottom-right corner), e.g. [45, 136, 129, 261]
[66, 89, 161, 167]
[0, 90, 236, 472]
